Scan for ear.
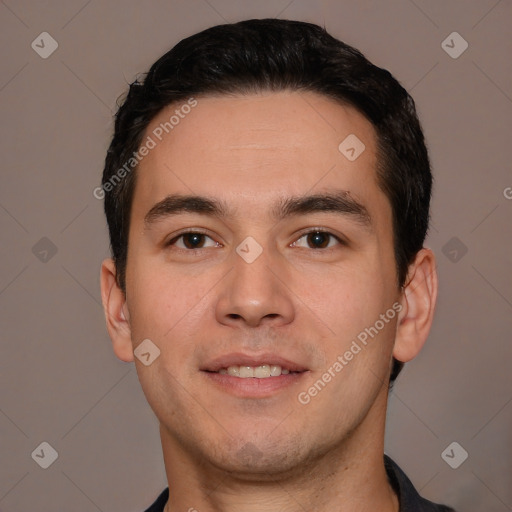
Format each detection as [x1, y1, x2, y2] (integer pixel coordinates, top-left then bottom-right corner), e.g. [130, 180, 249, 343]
[393, 248, 438, 363]
[100, 259, 134, 362]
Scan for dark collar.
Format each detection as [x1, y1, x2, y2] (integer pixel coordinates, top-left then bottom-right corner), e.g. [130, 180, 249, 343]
[384, 454, 455, 511]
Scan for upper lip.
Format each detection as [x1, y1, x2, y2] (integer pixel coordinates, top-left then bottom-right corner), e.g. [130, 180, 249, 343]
[201, 352, 309, 372]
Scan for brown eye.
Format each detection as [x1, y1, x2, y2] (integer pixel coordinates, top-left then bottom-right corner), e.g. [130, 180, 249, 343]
[292, 230, 341, 250]
[168, 232, 218, 250]
[307, 231, 331, 249]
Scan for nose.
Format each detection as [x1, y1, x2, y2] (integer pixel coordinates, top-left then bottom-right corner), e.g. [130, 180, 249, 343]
[215, 241, 295, 329]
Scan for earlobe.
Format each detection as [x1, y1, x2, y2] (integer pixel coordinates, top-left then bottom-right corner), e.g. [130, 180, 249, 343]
[393, 248, 438, 363]
[100, 259, 134, 362]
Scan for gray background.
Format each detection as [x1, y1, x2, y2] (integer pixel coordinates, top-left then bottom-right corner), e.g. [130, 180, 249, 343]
[1, 1, 511, 511]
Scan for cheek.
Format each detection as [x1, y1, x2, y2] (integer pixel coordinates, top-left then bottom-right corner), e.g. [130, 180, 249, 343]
[308, 260, 398, 391]
[127, 277, 177, 339]
[308, 262, 391, 340]
[125, 260, 216, 357]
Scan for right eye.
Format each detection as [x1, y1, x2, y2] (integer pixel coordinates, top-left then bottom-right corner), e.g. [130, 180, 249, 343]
[166, 231, 221, 251]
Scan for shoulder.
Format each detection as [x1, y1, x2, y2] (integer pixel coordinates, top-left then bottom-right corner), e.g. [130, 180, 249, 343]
[384, 455, 456, 512]
[142, 488, 169, 512]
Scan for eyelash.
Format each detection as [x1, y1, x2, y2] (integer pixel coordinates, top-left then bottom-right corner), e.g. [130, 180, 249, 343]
[166, 229, 345, 252]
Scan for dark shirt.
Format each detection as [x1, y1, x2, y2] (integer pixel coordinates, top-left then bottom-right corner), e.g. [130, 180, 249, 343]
[143, 455, 455, 511]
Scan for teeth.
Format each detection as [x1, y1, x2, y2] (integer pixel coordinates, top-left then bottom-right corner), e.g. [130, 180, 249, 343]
[239, 366, 254, 378]
[254, 365, 270, 378]
[270, 365, 281, 376]
[220, 365, 292, 378]
[227, 366, 240, 377]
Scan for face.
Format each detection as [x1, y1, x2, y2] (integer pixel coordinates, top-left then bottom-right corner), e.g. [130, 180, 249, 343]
[111, 91, 405, 474]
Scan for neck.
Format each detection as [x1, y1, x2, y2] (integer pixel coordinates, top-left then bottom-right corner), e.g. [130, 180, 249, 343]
[161, 389, 398, 512]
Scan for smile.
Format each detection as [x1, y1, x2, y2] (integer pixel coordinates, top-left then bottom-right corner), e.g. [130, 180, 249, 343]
[216, 364, 297, 378]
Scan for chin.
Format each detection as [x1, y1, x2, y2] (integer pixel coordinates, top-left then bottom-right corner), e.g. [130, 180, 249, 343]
[215, 449, 303, 480]
[203, 433, 311, 479]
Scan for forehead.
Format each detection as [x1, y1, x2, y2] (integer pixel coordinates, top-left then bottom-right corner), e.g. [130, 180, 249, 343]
[132, 91, 389, 226]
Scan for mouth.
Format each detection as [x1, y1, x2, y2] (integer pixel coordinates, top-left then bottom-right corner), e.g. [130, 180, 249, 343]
[206, 364, 302, 378]
[201, 354, 309, 397]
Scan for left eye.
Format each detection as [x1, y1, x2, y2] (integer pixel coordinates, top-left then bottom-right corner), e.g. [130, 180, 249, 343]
[168, 232, 219, 249]
[292, 231, 341, 249]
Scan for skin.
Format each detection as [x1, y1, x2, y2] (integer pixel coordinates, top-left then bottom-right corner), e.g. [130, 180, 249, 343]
[101, 91, 438, 512]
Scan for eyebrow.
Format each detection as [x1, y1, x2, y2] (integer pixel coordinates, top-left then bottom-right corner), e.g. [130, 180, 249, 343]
[144, 190, 372, 230]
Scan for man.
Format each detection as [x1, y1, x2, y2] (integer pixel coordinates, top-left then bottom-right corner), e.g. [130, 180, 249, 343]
[99, 18, 455, 512]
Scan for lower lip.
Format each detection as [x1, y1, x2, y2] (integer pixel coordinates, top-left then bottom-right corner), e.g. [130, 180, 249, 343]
[201, 371, 309, 398]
